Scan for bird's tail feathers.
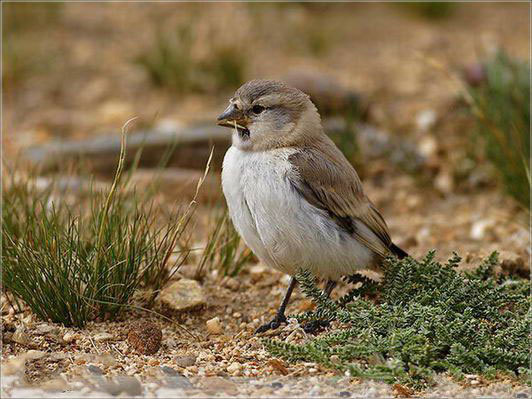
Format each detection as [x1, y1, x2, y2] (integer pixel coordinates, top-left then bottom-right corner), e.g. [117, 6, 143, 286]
[390, 243, 408, 259]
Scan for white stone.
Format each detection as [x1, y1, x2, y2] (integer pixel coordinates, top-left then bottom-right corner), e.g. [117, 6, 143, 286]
[93, 332, 114, 342]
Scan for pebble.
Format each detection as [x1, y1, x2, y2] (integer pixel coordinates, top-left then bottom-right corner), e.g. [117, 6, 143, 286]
[249, 265, 268, 282]
[200, 377, 238, 395]
[159, 279, 206, 311]
[116, 376, 142, 396]
[34, 323, 56, 335]
[25, 350, 46, 360]
[62, 331, 78, 343]
[87, 365, 104, 375]
[470, 219, 493, 240]
[93, 332, 114, 342]
[11, 327, 30, 345]
[330, 355, 341, 364]
[1, 356, 26, 375]
[227, 362, 241, 374]
[127, 321, 162, 355]
[339, 391, 351, 397]
[206, 317, 223, 335]
[41, 378, 68, 392]
[175, 355, 196, 368]
[222, 277, 240, 291]
[416, 109, 437, 132]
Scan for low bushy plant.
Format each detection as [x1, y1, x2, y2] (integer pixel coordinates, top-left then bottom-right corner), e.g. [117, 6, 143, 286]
[265, 251, 530, 389]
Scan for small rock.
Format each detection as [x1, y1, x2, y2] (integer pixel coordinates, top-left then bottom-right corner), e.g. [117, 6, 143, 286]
[417, 135, 438, 158]
[116, 376, 142, 396]
[338, 391, 351, 398]
[99, 380, 121, 396]
[249, 264, 268, 282]
[62, 331, 78, 343]
[200, 377, 238, 395]
[127, 321, 162, 355]
[25, 350, 46, 360]
[434, 169, 454, 194]
[206, 317, 223, 335]
[11, 327, 30, 346]
[416, 109, 437, 132]
[226, 362, 241, 374]
[159, 279, 206, 312]
[161, 366, 178, 376]
[93, 332, 114, 342]
[175, 355, 196, 368]
[87, 365, 104, 375]
[330, 355, 341, 364]
[34, 323, 56, 335]
[42, 378, 68, 392]
[222, 277, 240, 291]
[470, 219, 494, 240]
[1, 356, 26, 375]
[271, 381, 283, 389]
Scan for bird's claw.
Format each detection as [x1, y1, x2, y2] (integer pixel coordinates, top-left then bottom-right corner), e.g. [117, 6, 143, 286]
[255, 314, 287, 334]
[302, 319, 330, 334]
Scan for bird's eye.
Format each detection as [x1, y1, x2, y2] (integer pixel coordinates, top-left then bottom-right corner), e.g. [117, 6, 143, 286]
[252, 105, 265, 114]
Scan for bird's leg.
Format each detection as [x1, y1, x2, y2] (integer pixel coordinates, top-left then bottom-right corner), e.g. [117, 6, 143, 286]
[302, 279, 337, 334]
[255, 276, 297, 334]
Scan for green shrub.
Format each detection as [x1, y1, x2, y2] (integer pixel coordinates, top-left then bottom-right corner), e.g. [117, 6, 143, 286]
[465, 50, 530, 209]
[2, 132, 197, 327]
[265, 252, 530, 389]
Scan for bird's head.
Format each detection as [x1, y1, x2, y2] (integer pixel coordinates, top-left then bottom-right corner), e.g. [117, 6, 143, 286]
[217, 80, 322, 151]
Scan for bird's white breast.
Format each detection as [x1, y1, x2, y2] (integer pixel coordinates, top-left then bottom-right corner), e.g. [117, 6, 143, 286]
[221, 146, 374, 280]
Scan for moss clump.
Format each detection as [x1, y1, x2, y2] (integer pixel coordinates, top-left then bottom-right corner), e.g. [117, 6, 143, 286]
[265, 251, 530, 389]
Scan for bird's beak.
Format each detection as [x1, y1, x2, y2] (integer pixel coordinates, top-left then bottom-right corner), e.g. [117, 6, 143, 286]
[216, 104, 247, 130]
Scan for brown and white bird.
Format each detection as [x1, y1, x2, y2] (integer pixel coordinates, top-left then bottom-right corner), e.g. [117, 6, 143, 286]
[217, 80, 407, 333]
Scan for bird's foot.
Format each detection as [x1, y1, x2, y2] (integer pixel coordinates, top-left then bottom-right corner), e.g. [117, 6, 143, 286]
[255, 313, 287, 334]
[301, 319, 330, 334]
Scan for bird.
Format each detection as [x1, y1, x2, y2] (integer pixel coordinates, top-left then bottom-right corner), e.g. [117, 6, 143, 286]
[217, 79, 407, 334]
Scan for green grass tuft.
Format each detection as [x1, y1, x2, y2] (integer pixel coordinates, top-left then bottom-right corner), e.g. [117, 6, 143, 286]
[465, 50, 530, 209]
[2, 130, 198, 327]
[265, 251, 530, 389]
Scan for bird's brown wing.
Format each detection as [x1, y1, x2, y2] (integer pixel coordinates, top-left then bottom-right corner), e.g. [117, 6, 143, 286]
[287, 138, 392, 258]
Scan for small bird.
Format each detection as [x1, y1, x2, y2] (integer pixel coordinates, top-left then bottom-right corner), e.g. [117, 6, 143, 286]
[217, 80, 407, 334]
